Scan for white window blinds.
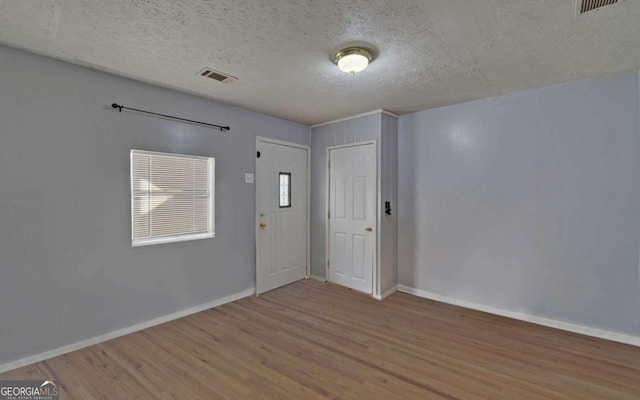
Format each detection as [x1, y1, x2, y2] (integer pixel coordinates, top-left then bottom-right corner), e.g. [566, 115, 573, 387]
[131, 150, 215, 247]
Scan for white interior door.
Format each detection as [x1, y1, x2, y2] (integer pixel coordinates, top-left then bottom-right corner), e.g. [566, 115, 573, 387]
[256, 139, 308, 295]
[329, 143, 376, 294]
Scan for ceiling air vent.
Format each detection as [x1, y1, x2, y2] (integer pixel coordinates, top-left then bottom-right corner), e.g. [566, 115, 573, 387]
[197, 68, 237, 83]
[578, 0, 618, 14]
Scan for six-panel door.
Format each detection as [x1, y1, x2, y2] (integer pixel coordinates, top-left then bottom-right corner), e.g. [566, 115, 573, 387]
[329, 143, 376, 294]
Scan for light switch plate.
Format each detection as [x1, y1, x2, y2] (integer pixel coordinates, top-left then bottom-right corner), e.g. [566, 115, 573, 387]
[245, 173, 254, 184]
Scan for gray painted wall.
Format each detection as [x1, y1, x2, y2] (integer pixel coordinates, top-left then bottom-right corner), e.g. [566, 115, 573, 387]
[380, 114, 398, 295]
[0, 44, 308, 365]
[398, 71, 640, 336]
[310, 113, 398, 296]
[310, 115, 381, 279]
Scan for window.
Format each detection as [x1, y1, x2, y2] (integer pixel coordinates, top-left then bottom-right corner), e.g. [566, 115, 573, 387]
[131, 150, 215, 247]
[279, 172, 291, 208]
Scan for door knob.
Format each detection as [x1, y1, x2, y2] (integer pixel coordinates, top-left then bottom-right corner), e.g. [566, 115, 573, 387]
[365, 226, 373, 232]
[259, 222, 267, 230]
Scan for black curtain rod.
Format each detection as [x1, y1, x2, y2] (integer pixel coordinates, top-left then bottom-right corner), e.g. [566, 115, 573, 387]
[111, 103, 230, 132]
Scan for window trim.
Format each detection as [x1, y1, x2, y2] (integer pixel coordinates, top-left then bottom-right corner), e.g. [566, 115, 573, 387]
[130, 149, 215, 247]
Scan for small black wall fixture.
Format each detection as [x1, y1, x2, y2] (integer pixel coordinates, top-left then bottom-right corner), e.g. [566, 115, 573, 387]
[111, 103, 230, 132]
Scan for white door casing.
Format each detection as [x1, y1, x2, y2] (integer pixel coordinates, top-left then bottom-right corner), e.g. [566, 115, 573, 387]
[328, 142, 376, 294]
[256, 138, 309, 295]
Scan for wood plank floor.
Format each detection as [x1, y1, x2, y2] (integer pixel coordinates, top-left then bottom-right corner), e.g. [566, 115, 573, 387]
[2, 280, 640, 399]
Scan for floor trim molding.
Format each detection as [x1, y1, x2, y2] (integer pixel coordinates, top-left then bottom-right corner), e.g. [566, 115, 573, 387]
[397, 285, 640, 347]
[308, 275, 327, 283]
[0, 287, 256, 374]
[373, 286, 397, 301]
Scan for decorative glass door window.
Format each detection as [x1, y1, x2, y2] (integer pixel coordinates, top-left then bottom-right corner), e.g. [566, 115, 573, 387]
[279, 172, 291, 208]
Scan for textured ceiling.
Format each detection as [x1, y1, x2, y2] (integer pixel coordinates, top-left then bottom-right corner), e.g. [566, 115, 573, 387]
[1, 0, 639, 125]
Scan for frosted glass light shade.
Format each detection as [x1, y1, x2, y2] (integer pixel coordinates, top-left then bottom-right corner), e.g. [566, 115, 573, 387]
[334, 47, 373, 75]
[338, 54, 369, 74]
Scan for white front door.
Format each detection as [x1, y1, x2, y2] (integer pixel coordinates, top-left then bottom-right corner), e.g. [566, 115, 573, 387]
[328, 143, 376, 294]
[256, 139, 308, 295]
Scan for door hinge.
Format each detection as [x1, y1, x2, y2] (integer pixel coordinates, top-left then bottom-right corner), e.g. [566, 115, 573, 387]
[328, 210, 330, 219]
[256, 151, 261, 158]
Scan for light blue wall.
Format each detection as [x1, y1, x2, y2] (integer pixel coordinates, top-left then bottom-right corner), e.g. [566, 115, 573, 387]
[398, 71, 640, 336]
[0, 44, 308, 366]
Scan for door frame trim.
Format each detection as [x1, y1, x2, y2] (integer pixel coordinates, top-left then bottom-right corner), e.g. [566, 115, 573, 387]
[325, 140, 378, 296]
[255, 137, 311, 293]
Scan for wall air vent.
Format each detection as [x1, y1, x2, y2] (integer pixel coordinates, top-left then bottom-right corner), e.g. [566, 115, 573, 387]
[198, 68, 237, 83]
[578, 0, 618, 14]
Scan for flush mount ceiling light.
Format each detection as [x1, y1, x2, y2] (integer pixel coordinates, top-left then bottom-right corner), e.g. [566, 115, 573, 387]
[334, 47, 374, 75]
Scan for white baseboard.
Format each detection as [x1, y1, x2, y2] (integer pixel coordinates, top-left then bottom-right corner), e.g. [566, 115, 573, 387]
[373, 286, 397, 301]
[309, 277, 396, 301]
[0, 287, 256, 374]
[397, 285, 640, 347]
